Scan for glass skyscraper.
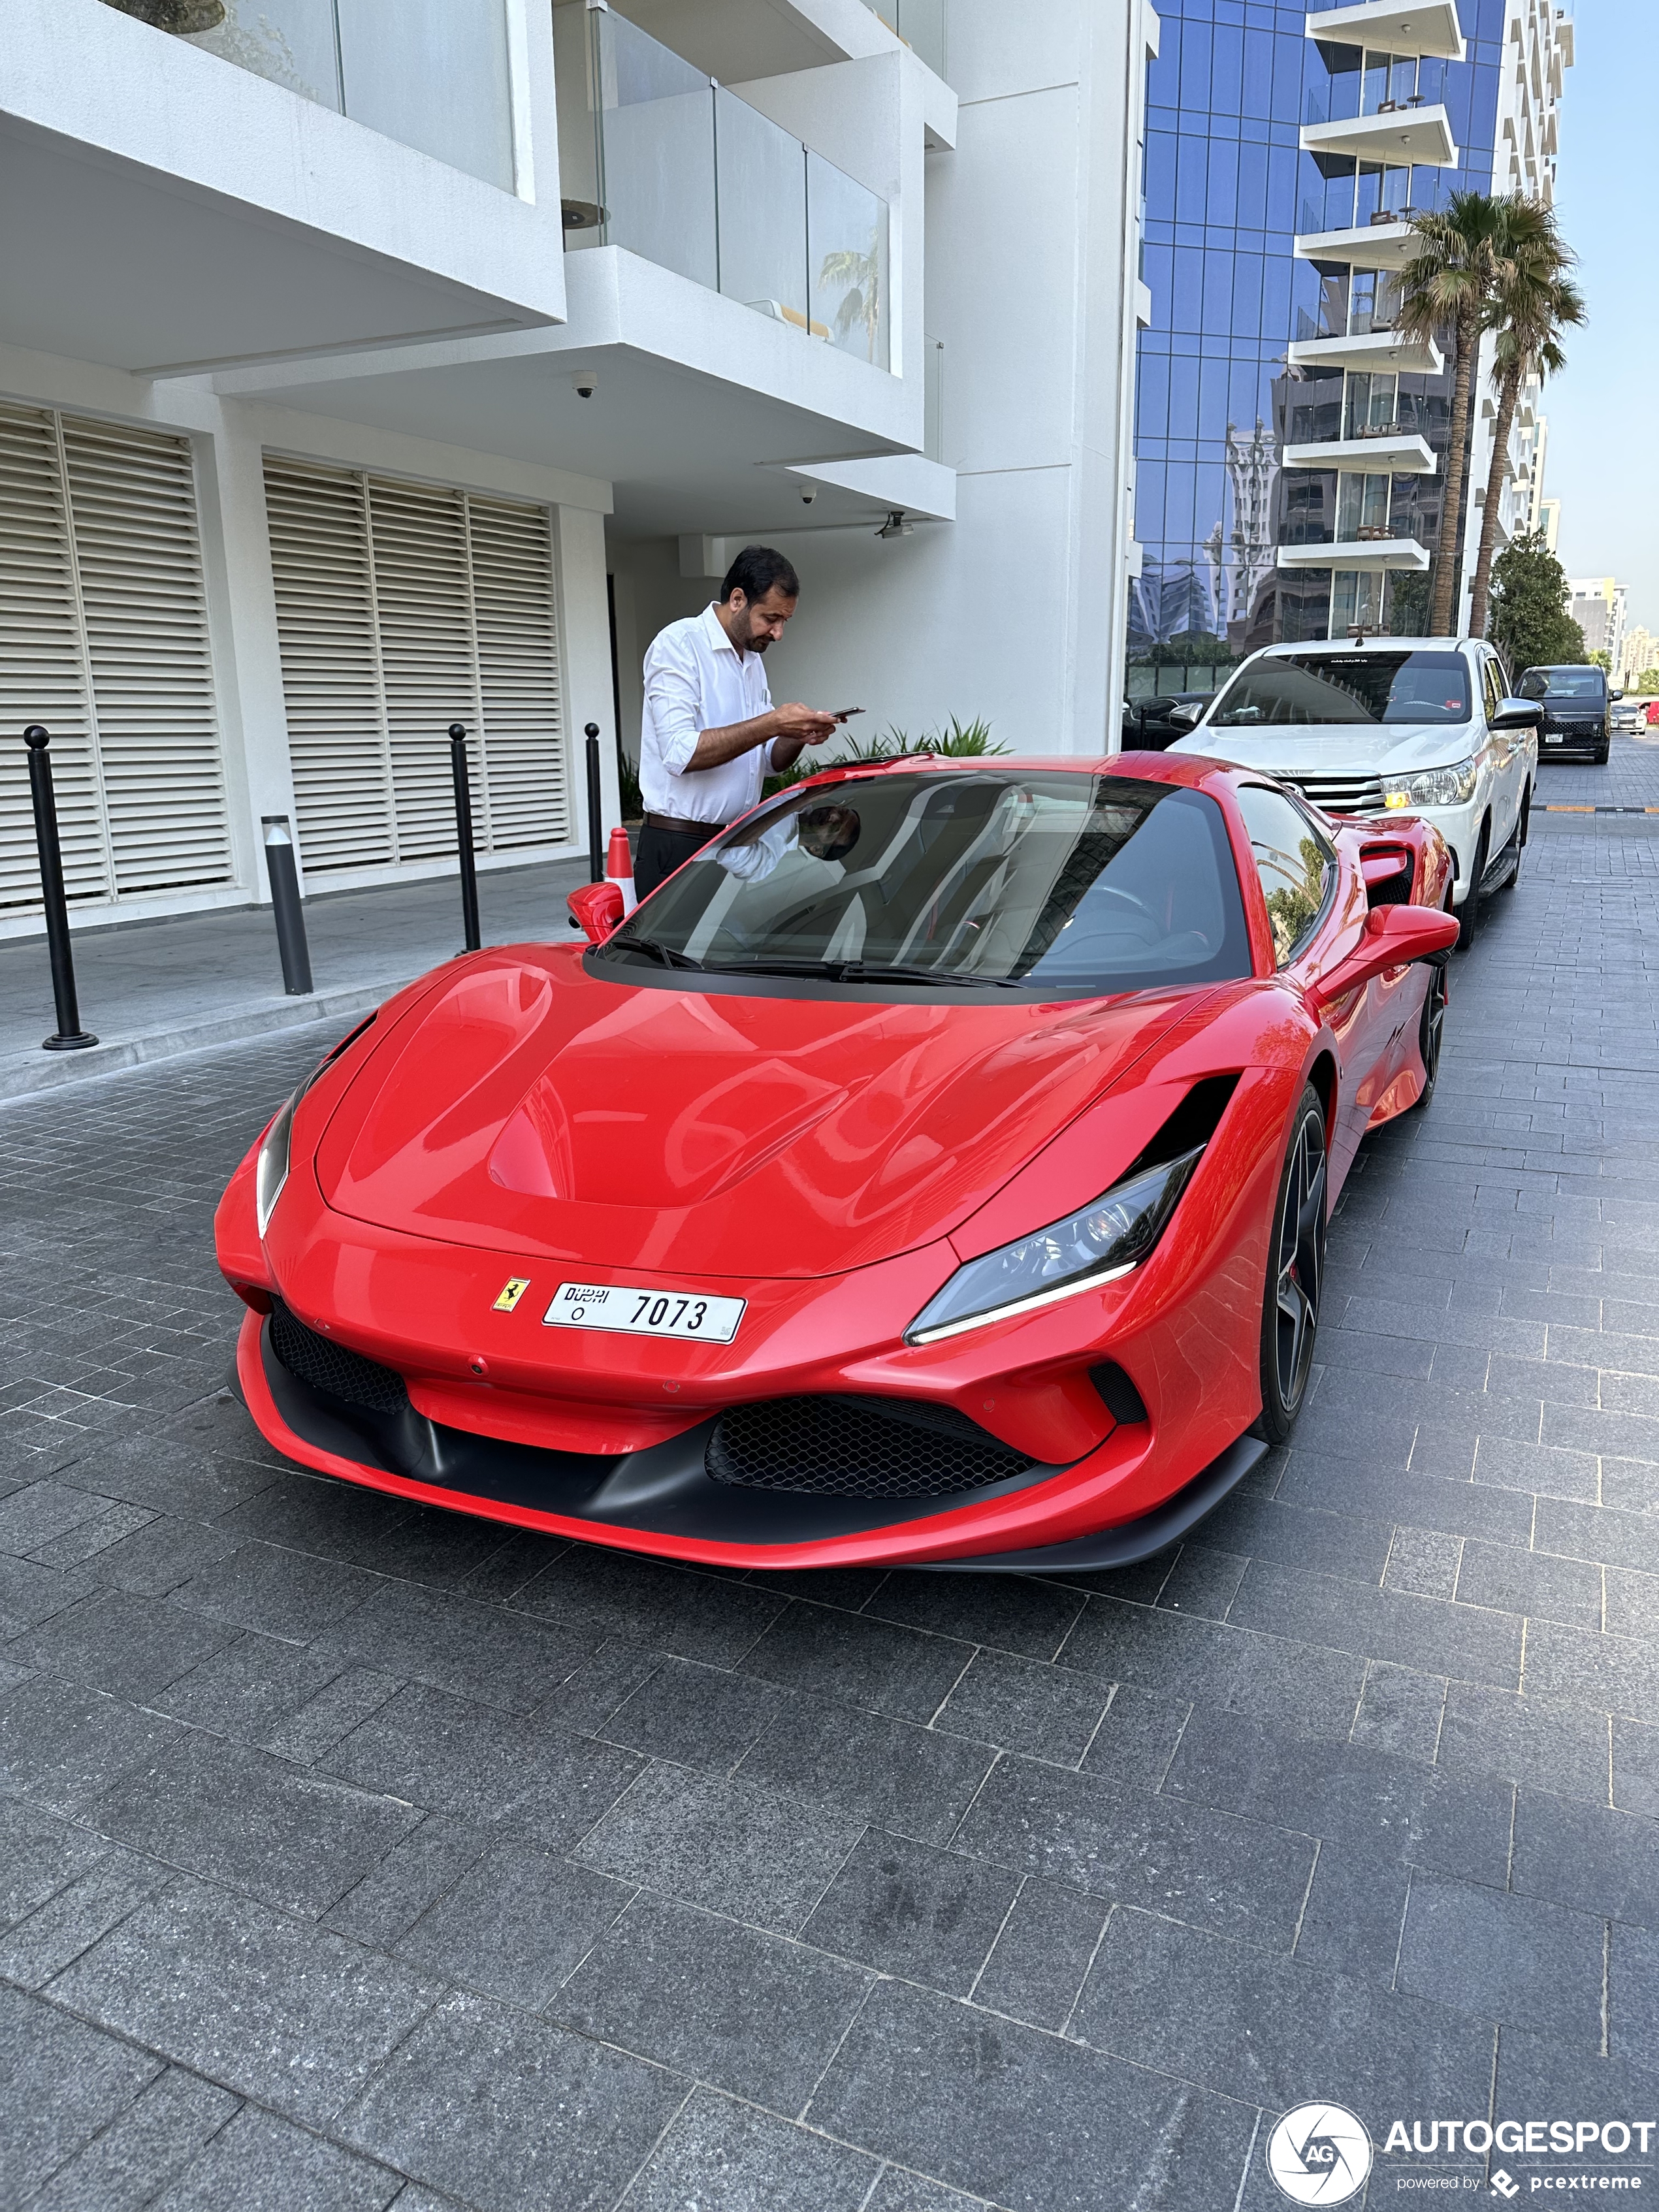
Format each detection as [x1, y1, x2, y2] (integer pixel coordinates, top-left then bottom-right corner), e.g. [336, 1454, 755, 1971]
[1128, 0, 1509, 699]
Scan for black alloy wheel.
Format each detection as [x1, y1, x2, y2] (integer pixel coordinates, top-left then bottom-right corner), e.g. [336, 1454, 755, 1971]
[1409, 959, 1449, 1112]
[1456, 818, 1489, 951]
[1255, 1084, 1327, 1445]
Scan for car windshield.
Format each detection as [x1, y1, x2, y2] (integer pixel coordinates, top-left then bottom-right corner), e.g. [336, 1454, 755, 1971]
[1206, 650, 1472, 728]
[1521, 667, 1605, 700]
[599, 771, 1252, 997]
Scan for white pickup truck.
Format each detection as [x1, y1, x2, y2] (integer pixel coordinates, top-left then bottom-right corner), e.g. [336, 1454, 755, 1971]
[1167, 635, 1541, 950]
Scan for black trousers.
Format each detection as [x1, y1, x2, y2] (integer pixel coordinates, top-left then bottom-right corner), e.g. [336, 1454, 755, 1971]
[634, 820, 720, 901]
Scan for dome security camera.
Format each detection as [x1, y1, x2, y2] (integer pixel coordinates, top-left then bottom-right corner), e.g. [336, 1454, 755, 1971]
[573, 374, 598, 399]
[799, 485, 818, 505]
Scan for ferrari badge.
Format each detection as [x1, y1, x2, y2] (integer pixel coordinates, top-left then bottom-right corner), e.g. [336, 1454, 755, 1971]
[492, 1277, 531, 1313]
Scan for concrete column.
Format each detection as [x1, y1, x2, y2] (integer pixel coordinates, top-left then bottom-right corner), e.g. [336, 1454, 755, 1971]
[556, 502, 622, 850]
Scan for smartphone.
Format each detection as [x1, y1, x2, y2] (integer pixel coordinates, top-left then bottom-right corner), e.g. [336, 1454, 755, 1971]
[831, 707, 865, 722]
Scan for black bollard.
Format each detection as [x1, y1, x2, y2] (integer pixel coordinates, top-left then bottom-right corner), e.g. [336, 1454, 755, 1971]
[22, 726, 97, 1051]
[448, 724, 482, 953]
[261, 817, 314, 996]
[584, 721, 604, 884]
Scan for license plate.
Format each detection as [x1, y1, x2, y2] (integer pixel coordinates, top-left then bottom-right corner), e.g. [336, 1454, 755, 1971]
[543, 1282, 745, 1342]
[1545, 735, 1564, 744]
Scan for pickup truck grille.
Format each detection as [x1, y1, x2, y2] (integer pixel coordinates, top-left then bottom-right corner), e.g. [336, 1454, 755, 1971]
[1283, 773, 1388, 817]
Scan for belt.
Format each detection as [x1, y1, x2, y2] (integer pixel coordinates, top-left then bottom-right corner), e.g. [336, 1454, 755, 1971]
[645, 812, 727, 835]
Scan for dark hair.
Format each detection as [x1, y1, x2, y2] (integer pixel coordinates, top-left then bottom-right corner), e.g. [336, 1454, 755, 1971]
[719, 544, 800, 606]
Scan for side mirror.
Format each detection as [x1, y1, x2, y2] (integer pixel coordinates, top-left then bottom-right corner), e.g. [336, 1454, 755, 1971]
[1310, 902, 1460, 1008]
[1167, 700, 1204, 729]
[567, 881, 625, 944]
[1490, 697, 1544, 731]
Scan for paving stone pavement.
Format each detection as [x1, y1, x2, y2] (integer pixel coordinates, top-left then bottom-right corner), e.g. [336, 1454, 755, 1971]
[1, 741, 1657, 2211]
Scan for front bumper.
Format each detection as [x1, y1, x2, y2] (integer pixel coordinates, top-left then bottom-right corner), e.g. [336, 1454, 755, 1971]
[236, 1306, 1263, 1572]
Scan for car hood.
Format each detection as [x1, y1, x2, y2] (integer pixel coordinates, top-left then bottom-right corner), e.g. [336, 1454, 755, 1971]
[312, 946, 1202, 1279]
[1172, 722, 1480, 776]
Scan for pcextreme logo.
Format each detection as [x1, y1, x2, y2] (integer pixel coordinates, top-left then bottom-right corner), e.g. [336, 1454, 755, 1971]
[1265, 2106, 1656, 2204]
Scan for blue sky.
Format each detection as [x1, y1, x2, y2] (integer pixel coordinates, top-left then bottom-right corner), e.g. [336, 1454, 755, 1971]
[1545, 0, 1658, 629]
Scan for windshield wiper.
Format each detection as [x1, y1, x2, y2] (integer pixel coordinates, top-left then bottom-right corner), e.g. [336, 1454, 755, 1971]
[700, 957, 1020, 987]
[607, 933, 703, 971]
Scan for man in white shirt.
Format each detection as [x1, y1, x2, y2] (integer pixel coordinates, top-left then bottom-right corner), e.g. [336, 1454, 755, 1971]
[636, 544, 838, 897]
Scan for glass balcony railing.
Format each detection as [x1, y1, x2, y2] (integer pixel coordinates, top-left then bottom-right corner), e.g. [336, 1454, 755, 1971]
[106, 0, 517, 191]
[556, 5, 890, 372]
[860, 0, 946, 80]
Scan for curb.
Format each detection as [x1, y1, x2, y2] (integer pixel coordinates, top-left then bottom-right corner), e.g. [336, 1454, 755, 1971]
[0, 981, 408, 1104]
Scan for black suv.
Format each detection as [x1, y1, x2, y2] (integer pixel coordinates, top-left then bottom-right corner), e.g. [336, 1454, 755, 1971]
[1519, 665, 1611, 764]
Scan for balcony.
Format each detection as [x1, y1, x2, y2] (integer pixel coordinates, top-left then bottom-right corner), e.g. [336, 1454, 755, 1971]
[1280, 537, 1430, 572]
[1304, 2, 1465, 62]
[1301, 102, 1457, 167]
[558, 5, 890, 372]
[1283, 430, 1437, 473]
[860, 0, 946, 79]
[1288, 329, 1443, 375]
[2, 0, 564, 375]
[1293, 217, 1423, 270]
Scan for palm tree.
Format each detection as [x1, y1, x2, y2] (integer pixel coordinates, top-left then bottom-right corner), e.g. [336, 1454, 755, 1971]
[1467, 216, 1584, 640]
[1396, 192, 1511, 635]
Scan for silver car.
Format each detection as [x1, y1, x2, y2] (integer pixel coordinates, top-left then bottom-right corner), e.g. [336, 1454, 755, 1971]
[1168, 636, 1541, 950]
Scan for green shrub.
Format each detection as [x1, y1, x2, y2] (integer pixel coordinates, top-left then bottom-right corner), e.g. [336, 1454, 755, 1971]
[763, 715, 1008, 797]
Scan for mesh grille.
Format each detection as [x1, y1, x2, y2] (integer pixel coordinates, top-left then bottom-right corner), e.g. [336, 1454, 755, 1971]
[706, 1396, 1033, 1499]
[269, 1302, 409, 1417]
[1285, 773, 1387, 816]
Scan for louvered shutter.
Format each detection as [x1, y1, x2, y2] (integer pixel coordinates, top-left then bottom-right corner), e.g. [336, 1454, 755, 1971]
[0, 402, 229, 916]
[263, 457, 570, 876]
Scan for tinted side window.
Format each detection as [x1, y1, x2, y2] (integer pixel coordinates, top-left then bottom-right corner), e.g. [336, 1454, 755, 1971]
[1236, 784, 1336, 967]
[1482, 658, 1504, 723]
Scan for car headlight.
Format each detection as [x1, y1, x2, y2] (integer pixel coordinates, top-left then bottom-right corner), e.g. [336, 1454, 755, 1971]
[905, 1145, 1204, 1346]
[254, 1016, 376, 1238]
[255, 1093, 298, 1237]
[1381, 756, 1479, 810]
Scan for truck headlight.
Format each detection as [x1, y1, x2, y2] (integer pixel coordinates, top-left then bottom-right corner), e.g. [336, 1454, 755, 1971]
[1382, 756, 1479, 810]
[905, 1146, 1204, 1346]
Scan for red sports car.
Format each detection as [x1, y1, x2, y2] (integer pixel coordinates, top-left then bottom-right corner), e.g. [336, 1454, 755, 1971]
[216, 754, 1456, 1573]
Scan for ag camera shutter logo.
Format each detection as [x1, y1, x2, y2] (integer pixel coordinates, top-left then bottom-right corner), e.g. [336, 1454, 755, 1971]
[1266, 2103, 1374, 2204]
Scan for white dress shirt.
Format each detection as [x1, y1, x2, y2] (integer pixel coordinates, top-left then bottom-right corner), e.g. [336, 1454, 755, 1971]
[640, 603, 775, 824]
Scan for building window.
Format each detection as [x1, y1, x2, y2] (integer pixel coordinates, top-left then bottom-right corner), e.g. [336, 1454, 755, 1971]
[0, 401, 230, 916]
[263, 458, 570, 878]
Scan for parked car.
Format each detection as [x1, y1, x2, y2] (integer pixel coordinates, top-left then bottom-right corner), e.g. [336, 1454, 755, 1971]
[1519, 664, 1612, 763]
[1612, 701, 1643, 735]
[1168, 635, 1540, 950]
[217, 753, 1455, 1576]
[1121, 692, 1214, 750]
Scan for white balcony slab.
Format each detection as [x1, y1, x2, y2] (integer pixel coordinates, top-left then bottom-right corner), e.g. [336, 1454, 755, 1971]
[1279, 538, 1431, 572]
[214, 248, 929, 537]
[3, 0, 565, 375]
[1294, 221, 1424, 270]
[1301, 104, 1457, 167]
[1283, 433, 1437, 474]
[1287, 329, 1443, 375]
[1304, 2, 1466, 61]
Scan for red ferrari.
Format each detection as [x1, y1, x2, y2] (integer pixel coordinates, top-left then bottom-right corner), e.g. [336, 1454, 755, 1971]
[216, 754, 1456, 1573]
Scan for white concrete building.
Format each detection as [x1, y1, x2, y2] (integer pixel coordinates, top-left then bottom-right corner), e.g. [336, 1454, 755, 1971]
[1, 0, 1153, 938]
[1568, 576, 1628, 672]
[1459, 0, 1573, 630]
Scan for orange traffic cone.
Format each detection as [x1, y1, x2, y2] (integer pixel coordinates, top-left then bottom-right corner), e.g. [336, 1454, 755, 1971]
[606, 825, 636, 913]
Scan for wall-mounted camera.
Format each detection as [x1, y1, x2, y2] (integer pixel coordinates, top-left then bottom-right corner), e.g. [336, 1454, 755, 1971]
[573, 374, 598, 399]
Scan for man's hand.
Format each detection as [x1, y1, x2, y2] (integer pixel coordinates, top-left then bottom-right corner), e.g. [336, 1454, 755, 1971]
[770, 703, 838, 745]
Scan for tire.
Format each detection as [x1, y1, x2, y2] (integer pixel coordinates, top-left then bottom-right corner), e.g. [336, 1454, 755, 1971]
[1496, 784, 1529, 893]
[1408, 959, 1449, 1112]
[1456, 818, 1489, 950]
[1255, 1084, 1328, 1446]
[1596, 745, 1610, 765]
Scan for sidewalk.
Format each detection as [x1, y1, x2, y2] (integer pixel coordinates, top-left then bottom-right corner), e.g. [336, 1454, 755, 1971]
[0, 855, 589, 1102]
